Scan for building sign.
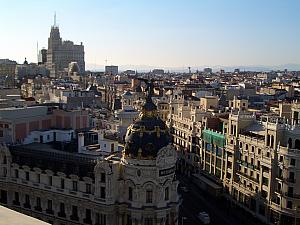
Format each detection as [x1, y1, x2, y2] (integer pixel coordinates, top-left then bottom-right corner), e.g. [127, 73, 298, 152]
[159, 166, 175, 177]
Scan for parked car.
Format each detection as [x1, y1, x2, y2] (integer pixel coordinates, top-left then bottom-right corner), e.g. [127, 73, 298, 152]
[198, 212, 210, 224]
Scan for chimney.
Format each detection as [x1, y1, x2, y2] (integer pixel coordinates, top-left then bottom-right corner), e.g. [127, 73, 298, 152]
[78, 132, 84, 153]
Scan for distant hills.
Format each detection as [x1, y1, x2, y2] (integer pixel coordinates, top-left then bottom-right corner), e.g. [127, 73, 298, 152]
[86, 63, 300, 73]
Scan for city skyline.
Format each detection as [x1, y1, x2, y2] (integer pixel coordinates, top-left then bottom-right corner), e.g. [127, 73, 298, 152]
[0, 0, 300, 70]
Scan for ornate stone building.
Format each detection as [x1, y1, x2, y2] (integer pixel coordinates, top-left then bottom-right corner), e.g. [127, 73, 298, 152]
[0, 86, 179, 225]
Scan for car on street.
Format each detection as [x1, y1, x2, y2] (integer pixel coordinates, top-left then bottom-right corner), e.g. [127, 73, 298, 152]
[198, 211, 210, 224]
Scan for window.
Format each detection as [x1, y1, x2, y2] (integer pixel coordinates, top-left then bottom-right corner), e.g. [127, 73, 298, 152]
[14, 192, 19, 205]
[25, 194, 30, 208]
[101, 173, 106, 183]
[25, 171, 29, 181]
[165, 187, 169, 201]
[279, 155, 283, 162]
[72, 181, 78, 191]
[59, 203, 65, 216]
[48, 176, 52, 186]
[71, 205, 78, 220]
[144, 218, 153, 225]
[100, 187, 106, 199]
[96, 213, 106, 225]
[111, 143, 114, 151]
[36, 197, 41, 208]
[258, 149, 261, 155]
[146, 190, 153, 203]
[262, 177, 269, 186]
[86, 183, 91, 194]
[128, 187, 133, 201]
[287, 201, 293, 209]
[3, 168, 7, 177]
[85, 209, 92, 223]
[15, 169, 19, 178]
[47, 200, 53, 211]
[61, 178, 65, 189]
[261, 190, 268, 199]
[290, 158, 296, 166]
[288, 187, 294, 197]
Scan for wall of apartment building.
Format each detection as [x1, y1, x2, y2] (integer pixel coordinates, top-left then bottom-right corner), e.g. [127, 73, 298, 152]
[0, 108, 89, 143]
[198, 112, 300, 225]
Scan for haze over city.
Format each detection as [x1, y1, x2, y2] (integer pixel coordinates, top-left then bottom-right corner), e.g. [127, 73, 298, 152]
[0, 0, 300, 71]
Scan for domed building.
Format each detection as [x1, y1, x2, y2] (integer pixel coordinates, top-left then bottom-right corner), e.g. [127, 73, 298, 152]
[0, 80, 179, 225]
[124, 96, 170, 158]
[94, 82, 179, 224]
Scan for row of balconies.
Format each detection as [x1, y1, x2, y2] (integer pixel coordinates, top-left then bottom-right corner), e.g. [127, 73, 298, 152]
[9, 177, 99, 201]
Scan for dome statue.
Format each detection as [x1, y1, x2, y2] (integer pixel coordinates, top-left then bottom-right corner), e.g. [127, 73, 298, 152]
[124, 79, 171, 159]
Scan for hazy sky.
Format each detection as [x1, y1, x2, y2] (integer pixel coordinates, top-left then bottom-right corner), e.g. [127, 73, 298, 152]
[0, 0, 299, 69]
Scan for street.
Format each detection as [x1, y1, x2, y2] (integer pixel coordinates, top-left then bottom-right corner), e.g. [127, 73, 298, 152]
[178, 175, 266, 225]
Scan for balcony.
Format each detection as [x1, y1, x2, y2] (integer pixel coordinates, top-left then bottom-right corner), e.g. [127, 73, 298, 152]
[46, 209, 54, 215]
[34, 206, 42, 212]
[58, 212, 66, 218]
[83, 218, 92, 224]
[12, 200, 20, 206]
[70, 215, 79, 221]
[23, 203, 31, 209]
[236, 172, 259, 183]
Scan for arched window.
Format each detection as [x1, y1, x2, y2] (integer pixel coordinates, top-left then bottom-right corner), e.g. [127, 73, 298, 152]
[295, 139, 300, 150]
[165, 187, 169, 201]
[146, 189, 153, 203]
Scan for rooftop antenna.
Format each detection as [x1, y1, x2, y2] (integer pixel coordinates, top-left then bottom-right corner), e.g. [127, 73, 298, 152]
[54, 12, 56, 27]
[36, 41, 39, 63]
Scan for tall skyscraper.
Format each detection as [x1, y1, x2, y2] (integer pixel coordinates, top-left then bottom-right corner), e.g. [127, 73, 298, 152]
[46, 20, 85, 78]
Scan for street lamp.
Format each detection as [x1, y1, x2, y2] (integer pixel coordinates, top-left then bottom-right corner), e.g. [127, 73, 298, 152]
[181, 216, 187, 225]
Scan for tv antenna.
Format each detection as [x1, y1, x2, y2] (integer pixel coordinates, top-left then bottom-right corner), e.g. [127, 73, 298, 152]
[54, 12, 56, 26]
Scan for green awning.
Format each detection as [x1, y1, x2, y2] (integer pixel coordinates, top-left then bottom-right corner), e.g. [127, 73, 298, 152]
[202, 129, 225, 147]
